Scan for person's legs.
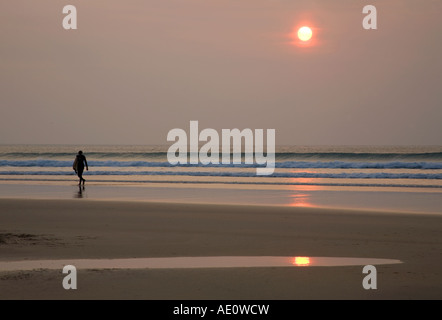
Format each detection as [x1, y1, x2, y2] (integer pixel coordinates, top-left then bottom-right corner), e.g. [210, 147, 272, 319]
[77, 168, 84, 185]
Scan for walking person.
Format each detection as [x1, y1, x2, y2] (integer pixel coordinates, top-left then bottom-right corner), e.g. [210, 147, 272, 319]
[73, 150, 88, 185]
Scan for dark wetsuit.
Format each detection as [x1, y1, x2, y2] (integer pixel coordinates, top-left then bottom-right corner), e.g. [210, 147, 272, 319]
[74, 154, 88, 183]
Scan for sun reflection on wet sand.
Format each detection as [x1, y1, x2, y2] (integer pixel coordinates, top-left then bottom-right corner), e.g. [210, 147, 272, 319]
[286, 170, 323, 207]
[292, 257, 311, 266]
[289, 193, 314, 207]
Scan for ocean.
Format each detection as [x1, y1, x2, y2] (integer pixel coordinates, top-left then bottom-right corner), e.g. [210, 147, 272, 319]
[1, 144, 441, 190]
[0, 144, 441, 213]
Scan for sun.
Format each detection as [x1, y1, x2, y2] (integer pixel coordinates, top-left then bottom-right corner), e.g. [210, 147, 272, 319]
[297, 26, 313, 42]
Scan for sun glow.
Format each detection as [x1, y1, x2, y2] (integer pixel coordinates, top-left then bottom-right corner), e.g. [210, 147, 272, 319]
[297, 26, 313, 42]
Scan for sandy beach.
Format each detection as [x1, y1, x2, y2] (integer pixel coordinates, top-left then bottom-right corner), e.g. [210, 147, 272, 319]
[1, 197, 441, 300]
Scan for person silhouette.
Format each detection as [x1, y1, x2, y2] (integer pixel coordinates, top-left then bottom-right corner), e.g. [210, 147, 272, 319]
[73, 150, 88, 185]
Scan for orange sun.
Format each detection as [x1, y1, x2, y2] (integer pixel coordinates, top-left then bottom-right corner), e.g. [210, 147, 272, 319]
[297, 26, 313, 42]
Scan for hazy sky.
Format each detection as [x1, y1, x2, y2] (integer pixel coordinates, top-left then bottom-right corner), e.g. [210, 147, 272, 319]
[1, 0, 441, 145]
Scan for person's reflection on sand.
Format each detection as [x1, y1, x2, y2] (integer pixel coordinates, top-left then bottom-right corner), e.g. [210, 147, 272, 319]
[74, 185, 85, 198]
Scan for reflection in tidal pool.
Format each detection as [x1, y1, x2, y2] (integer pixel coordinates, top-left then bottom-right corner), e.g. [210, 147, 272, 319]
[0, 256, 402, 272]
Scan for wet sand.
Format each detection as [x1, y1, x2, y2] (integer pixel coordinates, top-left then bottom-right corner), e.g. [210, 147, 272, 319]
[1, 198, 441, 299]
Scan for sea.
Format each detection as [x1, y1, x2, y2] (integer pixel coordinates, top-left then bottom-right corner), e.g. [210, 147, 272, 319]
[0, 144, 441, 213]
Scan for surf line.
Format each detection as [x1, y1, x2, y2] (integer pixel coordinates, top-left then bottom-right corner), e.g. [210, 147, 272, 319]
[166, 121, 276, 175]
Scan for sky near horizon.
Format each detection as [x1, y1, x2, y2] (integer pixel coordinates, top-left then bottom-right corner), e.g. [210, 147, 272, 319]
[1, 0, 441, 146]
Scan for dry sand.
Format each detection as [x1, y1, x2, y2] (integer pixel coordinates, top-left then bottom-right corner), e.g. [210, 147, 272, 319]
[0, 198, 441, 299]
